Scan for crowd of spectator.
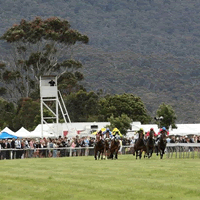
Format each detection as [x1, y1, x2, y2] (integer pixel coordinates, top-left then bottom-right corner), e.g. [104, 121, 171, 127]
[0, 134, 135, 160]
[166, 135, 200, 143]
[0, 134, 200, 160]
[0, 135, 97, 160]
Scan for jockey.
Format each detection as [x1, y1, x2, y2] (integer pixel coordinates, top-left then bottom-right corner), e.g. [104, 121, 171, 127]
[134, 128, 145, 144]
[156, 127, 169, 142]
[103, 128, 114, 140]
[146, 128, 157, 138]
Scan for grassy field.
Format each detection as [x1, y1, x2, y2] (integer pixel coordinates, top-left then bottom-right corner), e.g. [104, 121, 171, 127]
[0, 155, 200, 200]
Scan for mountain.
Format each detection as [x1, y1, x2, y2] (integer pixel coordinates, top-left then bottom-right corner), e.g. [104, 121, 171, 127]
[1, 0, 200, 123]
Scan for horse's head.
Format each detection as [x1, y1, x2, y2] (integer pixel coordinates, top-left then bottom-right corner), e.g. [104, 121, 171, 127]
[106, 131, 110, 138]
[149, 129, 154, 138]
[160, 131, 167, 141]
[138, 128, 144, 139]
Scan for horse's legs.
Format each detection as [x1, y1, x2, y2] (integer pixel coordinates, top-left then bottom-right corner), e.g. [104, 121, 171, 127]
[136, 150, 140, 159]
[109, 150, 113, 160]
[160, 149, 163, 159]
[151, 147, 154, 157]
[148, 147, 153, 158]
[101, 151, 104, 160]
[98, 151, 101, 160]
[110, 153, 113, 159]
[147, 146, 151, 158]
[156, 146, 158, 156]
[146, 146, 149, 158]
[161, 149, 165, 159]
[150, 148, 153, 158]
[115, 149, 118, 159]
[104, 149, 107, 160]
[94, 149, 97, 160]
[144, 151, 146, 159]
[133, 147, 135, 156]
[139, 150, 142, 159]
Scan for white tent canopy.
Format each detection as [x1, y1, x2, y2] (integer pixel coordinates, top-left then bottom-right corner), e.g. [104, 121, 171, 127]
[1, 127, 15, 135]
[29, 131, 55, 138]
[14, 127, 31, 138]
[30, 124, 59, 138]
[130, 122, 200, 136]
[126, 131, 136, 138]
[170, 124, 200, 136]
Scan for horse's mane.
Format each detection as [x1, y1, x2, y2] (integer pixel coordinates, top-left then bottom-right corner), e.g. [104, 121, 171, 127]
[149, 131, 154, 138]
[139, 132, 144, 139]
[160, 132, 167, 140]
[159, 132, 167, 147]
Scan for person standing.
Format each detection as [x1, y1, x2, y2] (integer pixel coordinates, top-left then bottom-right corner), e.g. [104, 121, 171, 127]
[84, 137, 89, 156]
[1, 140, 6, 159]
[15, 138, 21, 159]
[11, 138, 16, 159]
[6, 139, 11, 159]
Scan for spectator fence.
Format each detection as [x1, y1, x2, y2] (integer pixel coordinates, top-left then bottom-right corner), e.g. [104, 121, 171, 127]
[0, 143, 200, 160]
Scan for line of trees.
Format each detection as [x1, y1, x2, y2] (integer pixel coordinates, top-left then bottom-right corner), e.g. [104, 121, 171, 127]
[0, 17, 177, 134]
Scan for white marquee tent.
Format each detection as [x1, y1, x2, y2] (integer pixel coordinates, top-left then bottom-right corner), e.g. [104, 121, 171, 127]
[1, 127, 15, 136]
[14, 127, 31, 138]
[30, 124, 58, 138]
[169, 124, 200, 136]
[1, 122, 200, 139]
[130, 122, 200, 136]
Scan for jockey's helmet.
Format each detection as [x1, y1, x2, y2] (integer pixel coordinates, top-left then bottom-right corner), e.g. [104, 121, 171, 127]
[150, 128, 154, 131]
[106, 128, 110, 132]
[162, 127, 166, 131]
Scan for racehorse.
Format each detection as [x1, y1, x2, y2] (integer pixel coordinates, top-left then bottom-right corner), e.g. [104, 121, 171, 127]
[146, 130, 154, 158]
[157, 131, 167, 159]
[109, 137, 120, 160]
[94, 132, 105, 160]
[104, 131, 111, 160]
[133, 131, 147, 159]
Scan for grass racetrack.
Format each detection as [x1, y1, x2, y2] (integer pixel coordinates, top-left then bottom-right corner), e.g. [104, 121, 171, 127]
[0, 155, 200, 200]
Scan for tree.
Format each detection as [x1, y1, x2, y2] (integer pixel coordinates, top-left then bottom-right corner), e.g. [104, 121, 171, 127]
[0, 98, 16, 130]
[99, 93, 151, 123]
[0, 17, 89, 102]
[64, 90, 100, 122]
[12, 98, 40, 131]
[156, 103, 177, 129]
[108, 114, 132, 135]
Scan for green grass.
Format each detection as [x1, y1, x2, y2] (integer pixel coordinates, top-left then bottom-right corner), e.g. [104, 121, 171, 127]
[0, 155, 200, 200]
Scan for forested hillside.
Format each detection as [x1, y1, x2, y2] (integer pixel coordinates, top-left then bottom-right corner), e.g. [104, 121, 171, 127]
[1, 0, 200, 123]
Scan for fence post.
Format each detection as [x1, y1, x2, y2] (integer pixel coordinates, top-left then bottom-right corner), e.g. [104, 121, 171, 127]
[70, 148, 72, 157]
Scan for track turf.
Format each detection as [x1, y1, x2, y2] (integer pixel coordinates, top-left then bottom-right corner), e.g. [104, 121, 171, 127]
[0, 155, 199, 200]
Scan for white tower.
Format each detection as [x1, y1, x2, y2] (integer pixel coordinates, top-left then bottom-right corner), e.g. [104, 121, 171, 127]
[40, 75, 72, 138]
